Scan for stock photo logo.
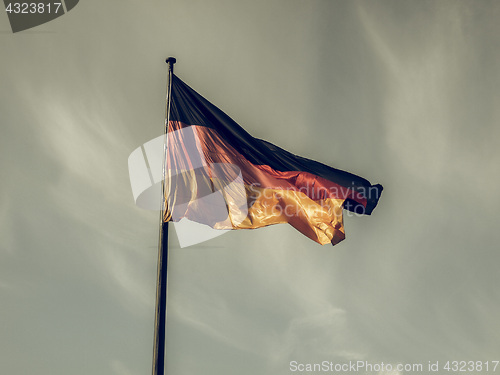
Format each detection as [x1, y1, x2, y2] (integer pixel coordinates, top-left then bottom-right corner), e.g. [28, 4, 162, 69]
[128, 127, 247, 248]
[4, 0, 79, 33]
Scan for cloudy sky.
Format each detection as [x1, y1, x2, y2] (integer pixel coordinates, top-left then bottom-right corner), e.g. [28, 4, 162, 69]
[1, 1, 500, 375]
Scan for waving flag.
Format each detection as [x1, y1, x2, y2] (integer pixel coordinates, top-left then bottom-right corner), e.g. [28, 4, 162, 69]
[164, 75, 383, 245]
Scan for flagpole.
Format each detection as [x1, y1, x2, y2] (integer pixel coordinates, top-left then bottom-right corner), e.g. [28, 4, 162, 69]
[152, 56, 176, 375]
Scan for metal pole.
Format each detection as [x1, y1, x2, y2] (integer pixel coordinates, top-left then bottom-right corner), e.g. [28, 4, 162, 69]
[152, 57, 176, 375]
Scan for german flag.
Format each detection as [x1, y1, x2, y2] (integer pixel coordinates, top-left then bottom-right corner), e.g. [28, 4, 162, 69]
[164, 75, 383, 245]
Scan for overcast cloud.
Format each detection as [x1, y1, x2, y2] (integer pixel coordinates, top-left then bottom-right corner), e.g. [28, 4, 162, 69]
[1, 1, 499, 375]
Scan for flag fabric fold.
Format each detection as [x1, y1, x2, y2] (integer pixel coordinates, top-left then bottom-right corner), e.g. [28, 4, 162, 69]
[164, 74, 383, 245]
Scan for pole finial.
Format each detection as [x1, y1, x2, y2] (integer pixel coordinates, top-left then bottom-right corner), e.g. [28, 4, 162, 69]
[166, 57, 177, 65]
